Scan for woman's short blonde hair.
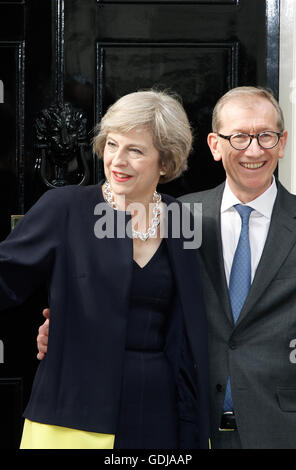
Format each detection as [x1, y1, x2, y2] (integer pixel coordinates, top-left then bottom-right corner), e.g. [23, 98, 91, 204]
[93, 89, 193, 183]
[212, 86, 285, 133]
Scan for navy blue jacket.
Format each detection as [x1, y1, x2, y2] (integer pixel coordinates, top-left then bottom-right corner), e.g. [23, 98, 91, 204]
[0, 184, 210, 448]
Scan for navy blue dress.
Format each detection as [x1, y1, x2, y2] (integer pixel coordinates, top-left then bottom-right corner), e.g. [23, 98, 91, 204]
[114, 240, 179, 449]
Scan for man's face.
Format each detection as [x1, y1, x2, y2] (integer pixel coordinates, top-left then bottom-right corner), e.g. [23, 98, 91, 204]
[207, 96, 288, 203]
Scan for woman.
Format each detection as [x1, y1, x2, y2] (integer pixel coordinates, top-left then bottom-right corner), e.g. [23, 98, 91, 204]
[0, 90, 210, 449]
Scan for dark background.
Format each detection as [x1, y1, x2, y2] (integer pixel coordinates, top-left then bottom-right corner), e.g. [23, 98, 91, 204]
[0, 0, 279, 448]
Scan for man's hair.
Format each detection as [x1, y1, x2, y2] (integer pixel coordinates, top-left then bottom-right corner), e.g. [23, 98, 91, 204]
[212, 86, 285, 133]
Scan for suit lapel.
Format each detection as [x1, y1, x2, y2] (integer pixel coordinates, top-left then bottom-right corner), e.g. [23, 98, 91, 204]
[236, 182, 296, 328]
[198, 183, 234, 326]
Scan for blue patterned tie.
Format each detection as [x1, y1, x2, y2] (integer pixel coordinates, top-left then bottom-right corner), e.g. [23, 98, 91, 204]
[223, 204, 254, 411]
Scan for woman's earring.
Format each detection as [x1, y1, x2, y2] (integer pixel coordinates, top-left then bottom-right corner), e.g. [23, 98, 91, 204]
[160, 170, 166, 176]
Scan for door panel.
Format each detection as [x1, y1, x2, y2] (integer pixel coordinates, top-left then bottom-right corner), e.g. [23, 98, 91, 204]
[0, 0, 279, 448]
[0, 43, 22, 239]
[95, 41, 238, 193]
[66, 0, 270, 194]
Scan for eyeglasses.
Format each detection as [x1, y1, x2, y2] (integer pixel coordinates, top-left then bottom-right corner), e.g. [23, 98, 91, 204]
[217, 131, 283, 150]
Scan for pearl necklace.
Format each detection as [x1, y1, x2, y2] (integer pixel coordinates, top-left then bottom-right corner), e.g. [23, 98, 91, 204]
[103, 180, 161, 241]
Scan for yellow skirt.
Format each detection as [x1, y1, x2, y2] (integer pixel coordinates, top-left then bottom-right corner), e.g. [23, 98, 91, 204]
[20, 419, 115, 449]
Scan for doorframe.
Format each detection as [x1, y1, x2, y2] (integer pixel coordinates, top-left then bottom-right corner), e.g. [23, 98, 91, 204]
[279, 0, 296, 194]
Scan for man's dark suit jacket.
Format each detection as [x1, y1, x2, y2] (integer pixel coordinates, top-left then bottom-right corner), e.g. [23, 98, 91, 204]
[0, 184, 210, 448]
[180, 180, 296, 448]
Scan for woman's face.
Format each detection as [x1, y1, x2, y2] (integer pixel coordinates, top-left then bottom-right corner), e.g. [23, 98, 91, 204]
[103, 126, 163, 205]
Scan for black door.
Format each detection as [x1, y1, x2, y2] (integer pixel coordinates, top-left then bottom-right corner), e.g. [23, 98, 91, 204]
[0, 0, 279, 449]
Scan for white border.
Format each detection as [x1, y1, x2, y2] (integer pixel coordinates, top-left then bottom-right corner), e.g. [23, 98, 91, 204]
[279, 0, 296, 194]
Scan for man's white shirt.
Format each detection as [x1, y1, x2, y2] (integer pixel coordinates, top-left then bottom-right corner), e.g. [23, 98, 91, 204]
[220, 178, 277, 286]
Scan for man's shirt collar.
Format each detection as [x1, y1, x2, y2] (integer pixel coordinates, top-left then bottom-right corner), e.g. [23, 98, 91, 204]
[221, 177, 277, 219]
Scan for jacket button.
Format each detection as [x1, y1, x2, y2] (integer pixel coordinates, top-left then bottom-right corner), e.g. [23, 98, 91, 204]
[193, 362, 197, 369]
[216, 384, 223, 392]
[229, 340, 237, 349]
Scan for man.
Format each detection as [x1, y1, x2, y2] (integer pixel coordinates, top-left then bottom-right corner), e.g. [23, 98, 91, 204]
[180, 86, 296, 449]
[37, 86, 296, 449]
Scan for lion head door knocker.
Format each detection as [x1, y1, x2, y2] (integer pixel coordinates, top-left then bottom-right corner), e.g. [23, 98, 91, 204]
[35, 102, 90, 188]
